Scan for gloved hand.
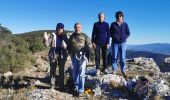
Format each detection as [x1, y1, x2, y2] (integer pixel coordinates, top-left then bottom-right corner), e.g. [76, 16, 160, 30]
[44, 32, 49, 41]
[43, 32, 50, 47]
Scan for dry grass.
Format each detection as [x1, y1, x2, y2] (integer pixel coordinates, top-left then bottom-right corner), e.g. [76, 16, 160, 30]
[13, 85, 37, 100]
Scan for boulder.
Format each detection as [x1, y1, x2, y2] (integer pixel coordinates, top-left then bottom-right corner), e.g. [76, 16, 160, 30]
[4, 71, 13, 77]
[165, 57, 170, 63]
[159, 57, 170, 72]
[126, 57, 160, 75]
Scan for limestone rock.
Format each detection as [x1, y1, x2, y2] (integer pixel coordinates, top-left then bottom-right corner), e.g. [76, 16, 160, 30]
[126, 57, 160, 73]
[165, 57, 170, 63]
[160, 57, 170, 72]
[4, 71, 13, 77]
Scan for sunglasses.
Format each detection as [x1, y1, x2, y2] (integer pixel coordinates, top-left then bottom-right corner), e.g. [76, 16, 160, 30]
[117, 15, 122, 17]
[57, 27, 64, 29]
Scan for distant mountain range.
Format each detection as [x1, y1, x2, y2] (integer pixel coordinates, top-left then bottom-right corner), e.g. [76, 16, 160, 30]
[127, 43, 170, 55]
[126, 50, 170, 66]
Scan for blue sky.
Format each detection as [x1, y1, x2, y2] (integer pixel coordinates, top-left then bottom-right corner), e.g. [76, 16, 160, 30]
[0, 0, 170, 44]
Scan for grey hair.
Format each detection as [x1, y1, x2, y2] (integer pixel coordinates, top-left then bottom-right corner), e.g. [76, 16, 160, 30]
[98, 12, 105, 17]
[74, 22, 81, 28]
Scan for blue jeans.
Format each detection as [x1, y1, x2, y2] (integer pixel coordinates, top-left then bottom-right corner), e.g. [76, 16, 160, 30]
[71, 56, 86, 93]
[111, 42, 126, 73]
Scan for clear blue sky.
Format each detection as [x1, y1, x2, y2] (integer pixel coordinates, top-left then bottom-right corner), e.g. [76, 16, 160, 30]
[0, 0, 170, 44]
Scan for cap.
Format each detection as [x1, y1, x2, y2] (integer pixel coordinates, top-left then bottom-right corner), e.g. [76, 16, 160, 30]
[56, 23, 64, 30]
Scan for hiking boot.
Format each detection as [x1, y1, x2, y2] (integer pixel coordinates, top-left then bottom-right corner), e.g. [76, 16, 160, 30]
[96, 69, 100, 76]
[73, 88, 79, 96]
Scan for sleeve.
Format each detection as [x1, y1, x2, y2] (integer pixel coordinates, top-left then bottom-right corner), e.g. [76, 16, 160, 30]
[64, 34, 69, 45]
[125, 23, 130, 39]
[110, 23, 114, 38]
[91, 23, 96, 43]
[62, 34, 69, 49]
[67, 35, 72, 55]
[106, 23, 110, 44]
[85, 34, 92, 48]
[85, 34, 92, 60]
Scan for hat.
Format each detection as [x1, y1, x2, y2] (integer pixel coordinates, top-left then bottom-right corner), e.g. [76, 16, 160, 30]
[56, 23, 64, 30]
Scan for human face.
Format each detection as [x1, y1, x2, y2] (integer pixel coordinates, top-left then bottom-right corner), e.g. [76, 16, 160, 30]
[98, 14, 105, 22]
[74, 24, 82, 34]
[117, 14, 123, 22]
[57, 28, 64, 35]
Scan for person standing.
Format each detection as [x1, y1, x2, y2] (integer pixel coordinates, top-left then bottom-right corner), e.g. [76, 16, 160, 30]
[91, 12, 110, 75]
[110, 11, 130, 77]
[68, 23, 91, 96]
[43, 23, 68, 91]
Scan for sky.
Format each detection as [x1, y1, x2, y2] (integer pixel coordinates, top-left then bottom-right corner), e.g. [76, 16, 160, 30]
[0, 0, 170, 45]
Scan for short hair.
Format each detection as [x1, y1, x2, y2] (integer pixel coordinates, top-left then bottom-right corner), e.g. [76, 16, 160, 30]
[74, 23, 81, 28]
[98, 12, 105, 18]
[115, 11, 124, 19]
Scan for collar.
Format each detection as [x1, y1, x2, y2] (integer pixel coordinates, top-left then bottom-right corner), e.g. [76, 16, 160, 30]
[117, 21, 124, 26]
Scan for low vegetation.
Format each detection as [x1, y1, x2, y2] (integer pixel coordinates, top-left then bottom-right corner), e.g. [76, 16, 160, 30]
[0, 25, 47, 73]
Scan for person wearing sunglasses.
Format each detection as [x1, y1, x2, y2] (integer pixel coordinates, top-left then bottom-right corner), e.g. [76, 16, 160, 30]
[43, 23, 68, 91]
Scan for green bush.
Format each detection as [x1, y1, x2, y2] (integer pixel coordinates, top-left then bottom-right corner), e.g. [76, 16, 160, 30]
[0, 44, 35, 73]
[30, 41, 45, 53]
[0, 29, 49, 73]
[0, 32, 37, 73]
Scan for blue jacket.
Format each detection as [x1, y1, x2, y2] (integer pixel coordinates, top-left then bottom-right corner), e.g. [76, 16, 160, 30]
[92, 21, 110, 45]
[110, 22, 130, 43]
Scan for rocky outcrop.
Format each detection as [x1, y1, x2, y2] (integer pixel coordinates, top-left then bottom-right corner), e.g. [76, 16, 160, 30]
[85, 57, 170, 99]
[165, 57, 170, 63]
[0, 71, 13, 86]
[85, 74, 127, 98]
[25, 89, 75, 100]
[126, 57, 170, 98]
[0, 57, 169, 100]
[126, 57, 160, 73]
[33, 53, 50, 73]
[85, 72, 170, 99]
[160, 57, 170, 72]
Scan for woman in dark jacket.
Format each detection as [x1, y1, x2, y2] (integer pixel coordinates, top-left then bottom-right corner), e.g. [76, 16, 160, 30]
[110, 11, 130, 77]
[44, 23, 68, 91]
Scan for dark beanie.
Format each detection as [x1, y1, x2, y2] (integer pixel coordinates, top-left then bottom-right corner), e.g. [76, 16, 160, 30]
[56, 23, 64, 30]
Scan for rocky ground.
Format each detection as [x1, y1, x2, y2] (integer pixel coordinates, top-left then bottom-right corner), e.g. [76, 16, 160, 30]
[0, 52, 170, 100]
